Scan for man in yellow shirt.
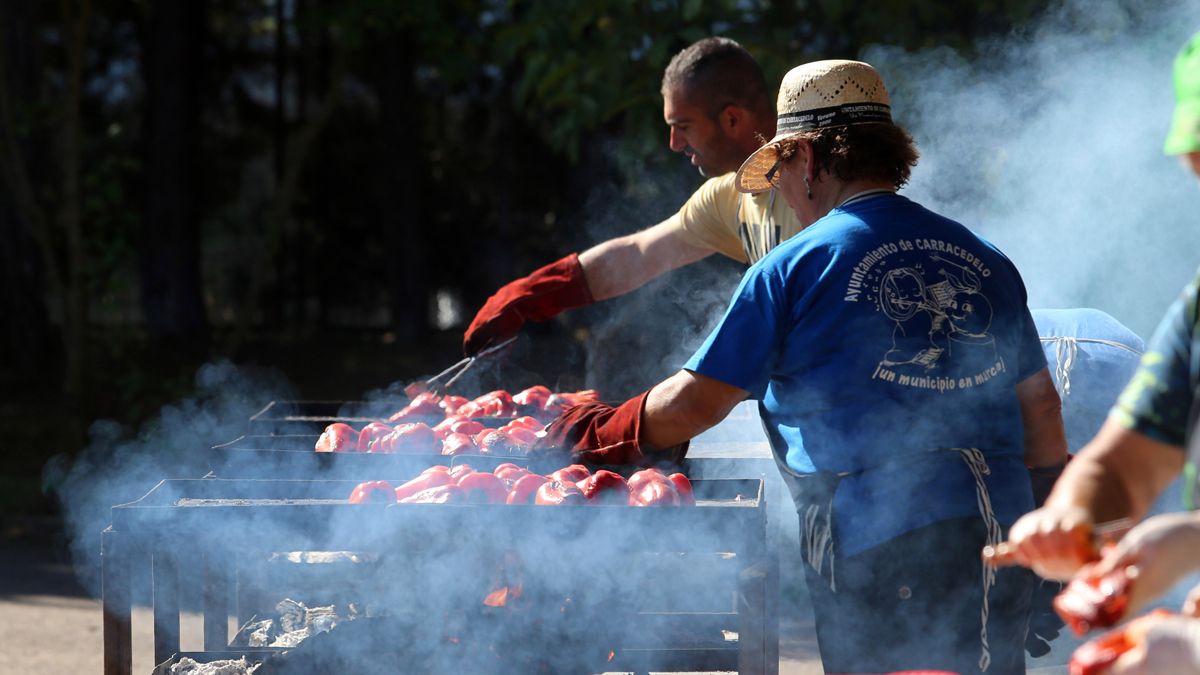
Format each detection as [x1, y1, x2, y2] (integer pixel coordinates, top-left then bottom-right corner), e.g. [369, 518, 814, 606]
[463, 36, 804, 355]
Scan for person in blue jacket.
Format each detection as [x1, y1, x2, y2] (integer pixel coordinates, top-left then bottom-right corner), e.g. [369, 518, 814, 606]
[539, 59, 1068, 674]
[1032, 308, 1144, 453]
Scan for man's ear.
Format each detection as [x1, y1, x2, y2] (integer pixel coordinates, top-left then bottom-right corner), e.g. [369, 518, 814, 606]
[719, 104, 750, 136]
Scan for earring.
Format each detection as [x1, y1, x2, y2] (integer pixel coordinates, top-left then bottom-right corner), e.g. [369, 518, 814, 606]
[803, 175, 813, 200]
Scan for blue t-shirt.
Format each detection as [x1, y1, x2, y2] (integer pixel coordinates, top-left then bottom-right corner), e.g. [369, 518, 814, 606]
[685, 193, 1046, 555]
[1033, 308, 1144, 453]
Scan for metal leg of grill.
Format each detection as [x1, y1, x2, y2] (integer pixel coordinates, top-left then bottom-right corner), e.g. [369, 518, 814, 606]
[236, 551, 268, 629]
[102, 527, 132, 675]
[203, 551, 231, 651]
[152, 547, 181, 665]
[738, 557, 778, 675]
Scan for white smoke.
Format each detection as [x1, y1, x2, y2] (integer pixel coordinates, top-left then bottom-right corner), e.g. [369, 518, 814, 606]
[875, 0, 1200, 338]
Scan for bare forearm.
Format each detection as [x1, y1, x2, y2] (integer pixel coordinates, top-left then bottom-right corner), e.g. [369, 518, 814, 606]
[640, 370, 748, 449]
[1046, 419, 1185, 522]
[579, 221, 713, 301]
[1016, 368, 1069, 468]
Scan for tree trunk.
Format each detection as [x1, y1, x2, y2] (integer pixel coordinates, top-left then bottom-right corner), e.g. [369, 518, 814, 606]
[371, 30, 428, 342]
[0, 0, 54, 377]
[138, 0, 210, 356]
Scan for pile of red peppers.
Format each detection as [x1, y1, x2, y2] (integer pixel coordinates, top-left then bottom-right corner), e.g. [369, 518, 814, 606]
[346, 463, 695, 507]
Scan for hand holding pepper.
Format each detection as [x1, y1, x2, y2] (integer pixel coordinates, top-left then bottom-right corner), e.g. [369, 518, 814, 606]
[533, 392, 649, 465]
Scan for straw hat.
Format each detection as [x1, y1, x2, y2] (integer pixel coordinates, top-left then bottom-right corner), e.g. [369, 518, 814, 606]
[1165, 31, 1200, 155]
[735, 60, 892, 193]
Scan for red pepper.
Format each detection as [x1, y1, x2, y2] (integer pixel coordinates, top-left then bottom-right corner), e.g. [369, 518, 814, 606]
[387, 391, 443, 422]
[550, 464, 590, 484]
[448, 464, 475, 480]
[453, 401, 484, 419]
[1054, 564, 1135, 635]
[506, 474, 549, 505]
[456, 472, 509, 504]
[509, 416, 543, 430]
[356, 422, 393, 452]
[399, 484, 466, 504]
[629, 469, 680, 507]
[315, 423, 359, 453]
[376, 422, 438, 454]
[347, 480, 396, 504]
[492, 463, 528, 482]
[473, 390, 519, 418]
[502, 426, 539, 447]
[512, 385, 551, 409]
[476, 429, 521, 456]
[667, 473, 696, 506]
[439, 395, 470, 414]
[1068, 608, 1174, 675]
[393, 468, 453, 501]
[440, 432, 477, 456]
[449, 419, 486, 436]
[534, 480, 588, 505]
[431, 416, 459, 440]
[576, 470, 630, 505]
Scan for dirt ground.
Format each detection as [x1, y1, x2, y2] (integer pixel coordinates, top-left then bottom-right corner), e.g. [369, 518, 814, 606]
[0, 522, 827, 675]
[1, 519, 1075, 675]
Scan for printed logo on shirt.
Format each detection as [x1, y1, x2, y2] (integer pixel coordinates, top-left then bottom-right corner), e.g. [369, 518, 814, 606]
[738, 220, 781, 264]
[842, 238, 1004, 392]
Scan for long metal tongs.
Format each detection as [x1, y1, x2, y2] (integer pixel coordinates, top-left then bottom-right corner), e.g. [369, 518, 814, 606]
[403, 336, 518, 398]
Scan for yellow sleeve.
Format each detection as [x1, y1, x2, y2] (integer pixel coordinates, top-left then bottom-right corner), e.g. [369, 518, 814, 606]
[673, 174, 749, 264]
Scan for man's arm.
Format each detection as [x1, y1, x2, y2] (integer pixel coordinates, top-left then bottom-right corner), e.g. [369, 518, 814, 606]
[640, 369, 749, 449]
[463, 218, 715, 354]
[579, 219, 716, 301]
[1016, 367, 1070, 468]
[1005, 418, 1184, 579]
[1045, 420, 1184, 524]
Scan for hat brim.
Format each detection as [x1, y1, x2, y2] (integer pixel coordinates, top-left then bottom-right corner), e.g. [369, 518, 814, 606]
[735, 131, 802, 194]
[1165, 99, 1200, 155]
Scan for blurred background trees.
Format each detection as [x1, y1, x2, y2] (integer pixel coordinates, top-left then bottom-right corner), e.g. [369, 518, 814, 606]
[0, 0, 1049, 513]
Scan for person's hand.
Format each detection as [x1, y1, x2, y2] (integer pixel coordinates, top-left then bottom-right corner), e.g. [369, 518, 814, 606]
[1005, 504, 1097, 580]
[1105, 614, 1200, 674]
[1184, 582, 1200, 617]
[1088, 512, 1200, 617]
[533, 393, 648, 465]
[463, 253, 593, 355]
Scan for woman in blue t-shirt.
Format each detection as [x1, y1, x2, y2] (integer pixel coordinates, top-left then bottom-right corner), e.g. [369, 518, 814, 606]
[537, 59, 1068, 674]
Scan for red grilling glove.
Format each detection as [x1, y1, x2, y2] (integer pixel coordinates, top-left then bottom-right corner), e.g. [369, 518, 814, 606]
[463, 253, 594, 356]
[534, 392, 650, 465]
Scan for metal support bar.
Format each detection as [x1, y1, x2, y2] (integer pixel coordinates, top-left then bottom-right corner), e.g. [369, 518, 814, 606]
[203, 551, 231, 650]
[102, 527, 132, 675]
[152, 547, 181, 665]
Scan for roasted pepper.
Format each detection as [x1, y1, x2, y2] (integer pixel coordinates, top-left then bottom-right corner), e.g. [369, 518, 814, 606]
[534, 480, 588, 505]
[1054, 564, 1136, 635]
[315, 423, 359, 453]
[388, 391, 443, 422]
[393, 467, 453, 501]
[629, 469, 680, 507]
[668, 473, 696, 506]
[398, 484, 466, 504]
[1068, 608, 1174, 675]
[550, 464, 590, 484]
[576, 470, 630, 505]
[375, 422, 438, 454]
[506, 474, 549, 505]
[440, 432, 477, 456]
[356, 422, 393, 452]
[456, 471, 509, 504]
[347, 480, 396, 504]
[492, 463, 528, 482]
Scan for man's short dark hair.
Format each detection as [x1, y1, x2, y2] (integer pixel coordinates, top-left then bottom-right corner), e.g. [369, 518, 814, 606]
[661, 37, 772, 119]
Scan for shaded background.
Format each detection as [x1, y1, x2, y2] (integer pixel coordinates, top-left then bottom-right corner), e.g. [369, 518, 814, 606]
[3, 0, 1199, 529]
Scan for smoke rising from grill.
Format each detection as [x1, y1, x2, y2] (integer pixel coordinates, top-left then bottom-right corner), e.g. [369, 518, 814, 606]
[45, 361, 296, 597]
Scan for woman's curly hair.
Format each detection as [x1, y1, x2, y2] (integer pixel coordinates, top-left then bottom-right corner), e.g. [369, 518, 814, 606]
[771, 123, 919, 189]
